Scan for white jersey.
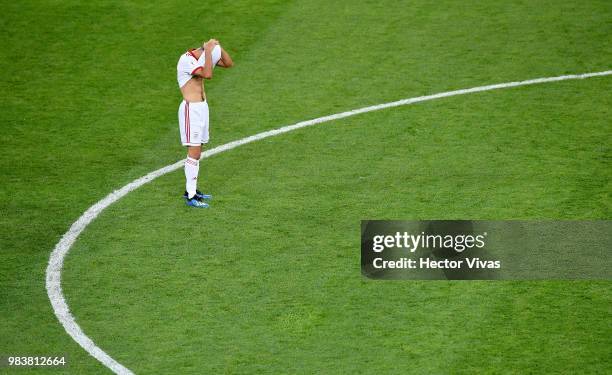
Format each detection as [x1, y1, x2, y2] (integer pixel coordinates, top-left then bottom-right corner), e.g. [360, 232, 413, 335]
[176, 44, 222, 88]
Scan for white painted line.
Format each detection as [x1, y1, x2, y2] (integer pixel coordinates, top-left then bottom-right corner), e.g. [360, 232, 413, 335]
[46, 70, 612, 374]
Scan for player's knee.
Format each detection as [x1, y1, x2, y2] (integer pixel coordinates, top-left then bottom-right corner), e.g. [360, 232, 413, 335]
[187, 147, 201, 160]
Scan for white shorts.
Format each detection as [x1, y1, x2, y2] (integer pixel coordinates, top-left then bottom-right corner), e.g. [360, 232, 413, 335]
[178, 100, 209, 146]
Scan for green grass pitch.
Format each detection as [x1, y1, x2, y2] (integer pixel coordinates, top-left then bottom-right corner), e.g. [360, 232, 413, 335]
[1, 0, 611, 373]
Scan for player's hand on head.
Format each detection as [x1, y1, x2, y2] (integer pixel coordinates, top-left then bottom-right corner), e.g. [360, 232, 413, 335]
[203, 39, 219, 51]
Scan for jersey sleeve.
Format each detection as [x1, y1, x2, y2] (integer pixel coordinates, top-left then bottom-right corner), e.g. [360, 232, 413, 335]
[197, 44, 222, 69]
[176, 54, 200, 88]
[186, 55, 203, 74]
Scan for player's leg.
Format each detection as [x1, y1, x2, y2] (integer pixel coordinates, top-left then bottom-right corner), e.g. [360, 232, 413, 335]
[183, 145, 209, 207]
[185, 145, 201, 199]
[184, 101, 212, 201]
[183, 148, 208, 208]
[179, 100, 208, 207]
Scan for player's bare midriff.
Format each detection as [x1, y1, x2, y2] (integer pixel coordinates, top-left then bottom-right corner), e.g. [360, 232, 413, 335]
[181, 77, 206, 102]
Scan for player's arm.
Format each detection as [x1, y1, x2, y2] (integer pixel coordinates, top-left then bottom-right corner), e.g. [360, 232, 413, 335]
[193, 39, 218, 79]
[216, 47, 234, 68]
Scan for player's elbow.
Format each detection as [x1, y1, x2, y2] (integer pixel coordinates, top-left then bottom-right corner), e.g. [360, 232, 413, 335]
[225, 61, 234, 68]
[202, 71, 213, 79]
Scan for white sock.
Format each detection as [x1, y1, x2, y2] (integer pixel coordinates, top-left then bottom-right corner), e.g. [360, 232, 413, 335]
[185, 156, 200, 198]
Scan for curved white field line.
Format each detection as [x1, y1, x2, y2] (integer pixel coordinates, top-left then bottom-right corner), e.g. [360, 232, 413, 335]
[46, 70, 611, 374]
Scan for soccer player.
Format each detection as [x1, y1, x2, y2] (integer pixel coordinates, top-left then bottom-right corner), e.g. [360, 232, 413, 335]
[177, 38, 234, 208]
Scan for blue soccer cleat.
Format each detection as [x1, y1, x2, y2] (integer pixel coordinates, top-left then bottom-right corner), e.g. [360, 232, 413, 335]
[183, 190, 212, 200]
[184, 196, 209, 208]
